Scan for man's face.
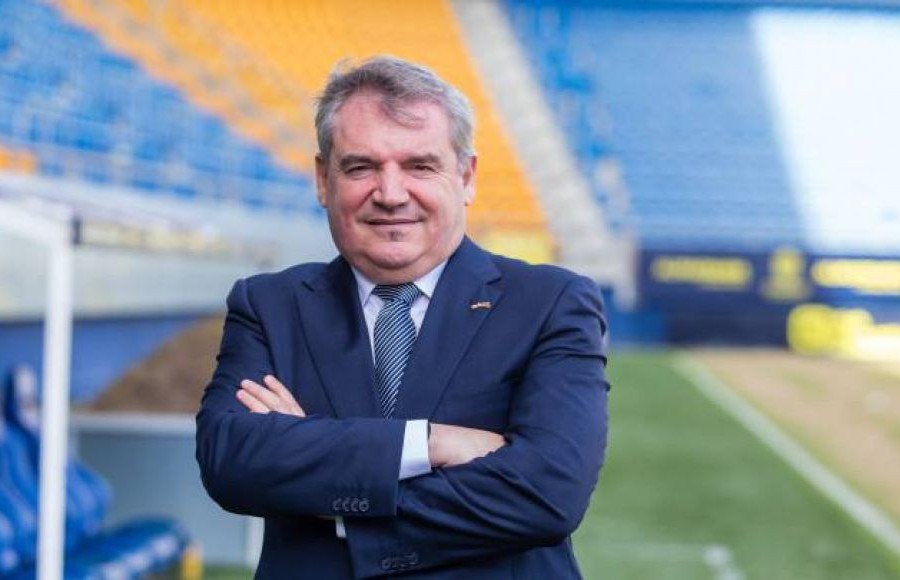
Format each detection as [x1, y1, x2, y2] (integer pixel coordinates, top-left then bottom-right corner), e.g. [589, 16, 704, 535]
[316, 93, 476, 284]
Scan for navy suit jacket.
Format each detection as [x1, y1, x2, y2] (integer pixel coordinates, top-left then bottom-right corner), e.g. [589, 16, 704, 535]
[196, 238, 609, 578]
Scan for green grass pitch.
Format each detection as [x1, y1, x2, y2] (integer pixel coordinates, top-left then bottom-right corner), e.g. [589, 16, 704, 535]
[574, 351, 900, 579]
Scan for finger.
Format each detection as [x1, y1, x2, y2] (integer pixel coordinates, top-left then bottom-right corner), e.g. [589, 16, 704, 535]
[263, 375, 299, 406]
[240, 379, 284, 411]
[263, 375, 306, 417]
[236, 388, 271, 414]
[263, 374, 290, 396]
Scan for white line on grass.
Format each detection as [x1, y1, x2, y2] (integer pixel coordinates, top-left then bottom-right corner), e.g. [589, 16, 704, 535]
[704, 544, 744, 580]
[600, 542, 743, 579]
[675, 354, 900, 558]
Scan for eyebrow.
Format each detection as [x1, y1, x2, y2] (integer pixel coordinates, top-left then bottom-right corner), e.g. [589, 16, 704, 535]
[404, 154, 443, 167]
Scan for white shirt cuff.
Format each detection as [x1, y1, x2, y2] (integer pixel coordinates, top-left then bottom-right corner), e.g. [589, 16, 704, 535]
[335, 420, 430, 539]
[398, 419, 432, 480]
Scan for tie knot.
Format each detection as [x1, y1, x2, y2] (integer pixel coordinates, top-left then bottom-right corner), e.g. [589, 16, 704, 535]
[373, 283, 420, 306]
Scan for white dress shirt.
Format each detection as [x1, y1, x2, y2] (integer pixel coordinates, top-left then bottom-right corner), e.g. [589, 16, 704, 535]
[333, 262, 447, 537]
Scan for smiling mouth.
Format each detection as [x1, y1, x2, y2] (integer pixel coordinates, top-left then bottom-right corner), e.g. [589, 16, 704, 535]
[367, 219, 419, 227]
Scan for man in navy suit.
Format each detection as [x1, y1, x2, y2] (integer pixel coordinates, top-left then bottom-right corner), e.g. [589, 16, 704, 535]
[196, 56, 609, 578]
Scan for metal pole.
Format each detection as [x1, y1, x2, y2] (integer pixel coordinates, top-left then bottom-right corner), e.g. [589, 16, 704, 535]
[37, 239, 74, 580]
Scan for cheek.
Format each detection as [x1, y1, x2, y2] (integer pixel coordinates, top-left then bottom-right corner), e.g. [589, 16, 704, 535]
[326, 198, 364, 245]
[329, 187, 368, 220]
[439, 196, 467, 228]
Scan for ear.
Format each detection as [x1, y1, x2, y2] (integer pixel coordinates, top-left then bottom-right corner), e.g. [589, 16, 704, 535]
[462, 155, 477, 206]
[315, 154, 328, 207]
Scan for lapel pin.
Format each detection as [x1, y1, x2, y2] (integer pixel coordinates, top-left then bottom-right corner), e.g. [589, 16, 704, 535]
[469, 301, 492, 310]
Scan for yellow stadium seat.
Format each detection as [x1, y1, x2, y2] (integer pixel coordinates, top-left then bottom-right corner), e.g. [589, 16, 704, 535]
[0, 146, 37, 174]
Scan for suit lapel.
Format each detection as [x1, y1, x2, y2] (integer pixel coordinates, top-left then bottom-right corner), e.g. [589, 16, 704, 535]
[292, 257, 380, 418]
[394, 239, 503, 419]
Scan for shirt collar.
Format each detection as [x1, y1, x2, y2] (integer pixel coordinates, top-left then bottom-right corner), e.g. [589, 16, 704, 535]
[352, 261, 447, 306]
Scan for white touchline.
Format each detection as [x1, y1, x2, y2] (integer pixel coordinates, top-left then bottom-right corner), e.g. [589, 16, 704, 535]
[598, 542, 744, 579]
[704, 544, 744, 580]
[675, 354, 900, 558]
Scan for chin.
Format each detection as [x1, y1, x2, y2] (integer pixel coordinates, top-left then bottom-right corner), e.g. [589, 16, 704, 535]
[369, 247, 421, 270]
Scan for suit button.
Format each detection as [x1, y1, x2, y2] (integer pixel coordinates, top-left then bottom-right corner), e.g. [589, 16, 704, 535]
[358, 498, 370, 513]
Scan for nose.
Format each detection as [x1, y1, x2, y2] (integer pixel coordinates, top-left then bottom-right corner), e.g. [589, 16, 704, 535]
[372, 165, 409, 208]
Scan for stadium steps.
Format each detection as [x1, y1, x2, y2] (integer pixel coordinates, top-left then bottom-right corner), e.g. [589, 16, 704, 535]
[453, 0, 636, 302]
[69, 0, 555, 262]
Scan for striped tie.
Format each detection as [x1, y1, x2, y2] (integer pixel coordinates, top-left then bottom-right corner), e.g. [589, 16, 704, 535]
[373, 283, 421, 418]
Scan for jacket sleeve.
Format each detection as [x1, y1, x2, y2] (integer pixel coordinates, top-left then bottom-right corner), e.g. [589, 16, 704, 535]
[344, 276, 610, 577]
[195, 278, 406, 519]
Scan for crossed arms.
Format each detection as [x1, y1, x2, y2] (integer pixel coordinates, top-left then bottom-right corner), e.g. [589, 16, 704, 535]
[196, 274, 609, 576]
[237, 375, 505, 469]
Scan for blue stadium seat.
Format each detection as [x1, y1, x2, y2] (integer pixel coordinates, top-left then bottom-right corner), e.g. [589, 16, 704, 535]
[0, 510, 19, 576]
[2, 366, 192, 578]
[0, 371, 40, 568]
[4, 366, 110, 553]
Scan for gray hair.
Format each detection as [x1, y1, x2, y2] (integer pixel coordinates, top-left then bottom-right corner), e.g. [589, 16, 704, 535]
[315, 56, 475, 169]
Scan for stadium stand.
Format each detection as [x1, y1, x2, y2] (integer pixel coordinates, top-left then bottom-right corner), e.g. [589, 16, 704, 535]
[57, 0, 556, 261]
[453, 0, 635, 300]
[503, 1, 804, 252]
[0, 0, 315, 212]
[55, 0, 315, 174]
[1, 365, 195, 579]
[501, 1, 900, 348]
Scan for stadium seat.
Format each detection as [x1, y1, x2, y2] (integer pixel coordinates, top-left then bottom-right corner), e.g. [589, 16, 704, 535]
[4, 366, 110, 551]
[0, 145, 37, 173]
[2, 365, 194, 579]
[0, 484, 25, 575]
[0, 369, 40, 568]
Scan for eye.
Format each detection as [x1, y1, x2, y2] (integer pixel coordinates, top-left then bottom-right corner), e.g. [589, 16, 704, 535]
[408, 163, 438, 177]
[343, 164, 373, 178]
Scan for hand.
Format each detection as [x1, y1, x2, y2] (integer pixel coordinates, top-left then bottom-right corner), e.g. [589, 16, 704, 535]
[236, 375, 306, 417]
[428, 423, 506, 467]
